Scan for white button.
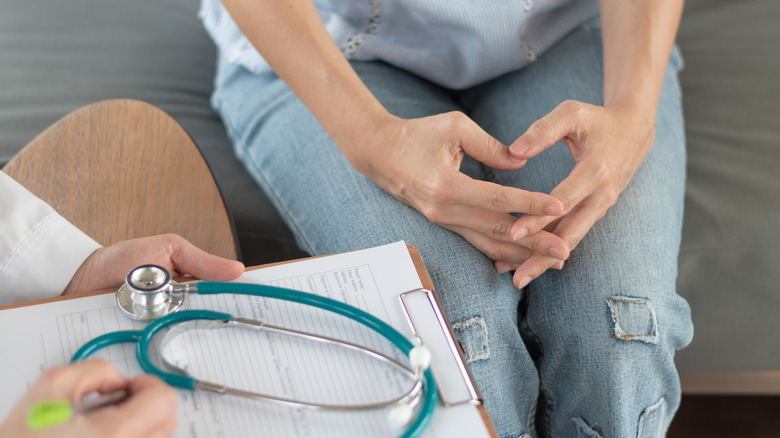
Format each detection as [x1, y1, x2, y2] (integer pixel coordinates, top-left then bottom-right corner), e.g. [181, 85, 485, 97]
[521, 41, 537, 62]
[227, 48, 241, 63]
[524, 0, 534, 13]
[342, 33, 365, 57]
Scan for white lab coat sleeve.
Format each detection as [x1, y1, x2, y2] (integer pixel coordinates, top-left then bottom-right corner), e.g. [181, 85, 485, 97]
[0, 171, 101, 305]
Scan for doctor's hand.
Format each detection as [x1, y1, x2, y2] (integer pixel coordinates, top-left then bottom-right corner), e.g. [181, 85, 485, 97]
[346, 111, 568, 267]
[0, 359, 178, 438]
[63, 233, 245, 295]
[502, 100, 656, 288]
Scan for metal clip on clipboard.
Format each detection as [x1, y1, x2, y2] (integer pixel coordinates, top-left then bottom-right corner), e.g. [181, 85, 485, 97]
[399, 288, 483, 407]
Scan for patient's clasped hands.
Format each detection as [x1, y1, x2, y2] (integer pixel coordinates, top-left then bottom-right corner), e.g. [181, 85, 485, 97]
[346, 99, 654, 290]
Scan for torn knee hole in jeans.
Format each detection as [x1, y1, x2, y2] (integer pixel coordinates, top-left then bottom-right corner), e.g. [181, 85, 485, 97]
[452, 315, 490, 363]
[605, 296, 659, 344]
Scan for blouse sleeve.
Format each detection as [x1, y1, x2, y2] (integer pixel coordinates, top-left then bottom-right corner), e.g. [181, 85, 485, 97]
[0, 172, 101, 305]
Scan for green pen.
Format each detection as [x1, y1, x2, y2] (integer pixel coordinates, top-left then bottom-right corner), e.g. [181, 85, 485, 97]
[26, 389, 130, 431]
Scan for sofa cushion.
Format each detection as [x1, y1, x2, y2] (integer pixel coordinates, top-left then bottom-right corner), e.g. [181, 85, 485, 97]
[0, 0, 307, 265]
[675, 0, 780, 373]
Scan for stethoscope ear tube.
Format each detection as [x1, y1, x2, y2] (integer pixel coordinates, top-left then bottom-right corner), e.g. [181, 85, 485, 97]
[71, 331, 143, 362]
[136, 309, 233, 390]
[196, 282, 438, 438]
[198, 282, 412, 353]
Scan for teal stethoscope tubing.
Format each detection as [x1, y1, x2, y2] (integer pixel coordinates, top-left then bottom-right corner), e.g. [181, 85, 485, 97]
[71, 282, 438, 438]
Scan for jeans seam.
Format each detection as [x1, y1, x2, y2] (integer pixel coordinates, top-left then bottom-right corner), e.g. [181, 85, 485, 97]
[520, 303, 551, 437]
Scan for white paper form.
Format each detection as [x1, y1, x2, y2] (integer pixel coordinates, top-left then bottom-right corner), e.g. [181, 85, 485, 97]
[0, 241, 491, 438]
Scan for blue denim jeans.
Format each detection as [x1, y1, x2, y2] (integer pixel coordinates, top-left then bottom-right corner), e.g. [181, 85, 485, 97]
[211, 16, 693, 438]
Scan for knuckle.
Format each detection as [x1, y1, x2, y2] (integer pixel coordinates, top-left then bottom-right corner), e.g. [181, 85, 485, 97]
[562, 199, 575, 216]
[415, 174, 460, 224]
[416, 198, 448, 224]
[561, 99, 587, 117]
[476, 240, 507, 262]
[487, 190, 509, 212]
[418, 204, 444, 223]
[530, 117, 553, 140]
[564, 232, 583, 251]
[420, 175, 450, 204]
[603, 188, 620, 208]
[557, 196, 574, 215]
[561, 100, 590, 140]
[162, 418, 180, 437]
[94, 360, 118, 379]
[445, 111, 470, 130]
[593, 162, 613, 186]
[531, 215, 549, 233]
[524, 196, 538, 215]
[559, 99, 578, 112]
[157, 233, 180, 244]
[530, 236, 547, 254]
[169, 233, 186, 244]
[482, 245, 506, 262]
[103, 423, 129, 438]
[489, 221, 513, 241]
[482, 135, 502, 156]
[39, 367, 68, 387]
[161, 386, 180, 411]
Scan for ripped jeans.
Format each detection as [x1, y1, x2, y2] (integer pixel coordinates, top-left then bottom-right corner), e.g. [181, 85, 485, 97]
[210, 15, 693, 438]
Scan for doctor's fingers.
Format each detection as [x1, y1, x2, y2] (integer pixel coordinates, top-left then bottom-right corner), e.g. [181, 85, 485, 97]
[33, 359, 129, 402]
[85, 375, 179, 438]
[166, 235, 245, 281]
[437, 205, 569, 260]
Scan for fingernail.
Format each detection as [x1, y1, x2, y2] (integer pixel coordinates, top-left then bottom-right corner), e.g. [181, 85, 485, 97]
[495, 263, 513, 274]
[544, 203, 562, 216]
[549, 246, 566, 260]
[552, 260, 564, 270]
[511, 138, 530, 156]
[512, 227, 529, 240]
[516, 276, 533, 289]
[508, 155, 526, 166]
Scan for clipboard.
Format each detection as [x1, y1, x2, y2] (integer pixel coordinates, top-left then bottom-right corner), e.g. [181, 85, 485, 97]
[245, 243, 496, 435]
[0, 241, 497, 437]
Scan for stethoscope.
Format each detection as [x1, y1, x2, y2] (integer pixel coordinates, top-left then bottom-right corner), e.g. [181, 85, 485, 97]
[71, 265, 438, 438]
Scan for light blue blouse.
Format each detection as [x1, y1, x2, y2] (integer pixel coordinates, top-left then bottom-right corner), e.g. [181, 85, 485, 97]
[200, 0, 598, 89]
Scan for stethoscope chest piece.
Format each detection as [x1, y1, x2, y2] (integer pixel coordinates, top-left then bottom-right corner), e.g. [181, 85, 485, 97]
[116, 264, 186, 320]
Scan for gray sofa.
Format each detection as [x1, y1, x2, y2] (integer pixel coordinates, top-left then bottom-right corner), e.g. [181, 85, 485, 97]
[2, 0, 779, 382]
